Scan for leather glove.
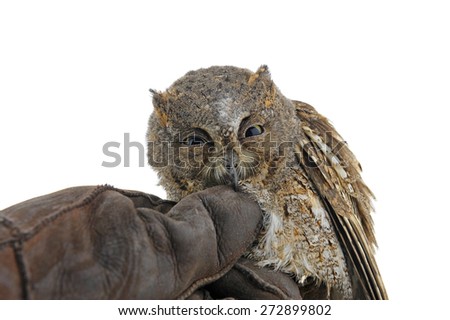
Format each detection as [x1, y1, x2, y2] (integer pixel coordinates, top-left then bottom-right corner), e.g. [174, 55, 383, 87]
[0, 185, 262, 299]
[205, 257, 303, 299]
[0, 185, 304, 299]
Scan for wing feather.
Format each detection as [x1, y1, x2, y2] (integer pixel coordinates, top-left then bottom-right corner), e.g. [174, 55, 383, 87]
[294, 101, 388, 299]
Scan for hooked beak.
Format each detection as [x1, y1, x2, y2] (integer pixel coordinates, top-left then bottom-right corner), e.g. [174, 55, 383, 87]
[225, 150, 239, 191]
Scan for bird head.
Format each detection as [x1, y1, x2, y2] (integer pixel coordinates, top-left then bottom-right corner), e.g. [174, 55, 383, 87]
[147, 65, 299, 200]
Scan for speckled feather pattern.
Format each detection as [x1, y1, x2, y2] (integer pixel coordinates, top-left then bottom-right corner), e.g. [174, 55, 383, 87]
[147, 65, 388, 299]
[242, 163, 353, 299]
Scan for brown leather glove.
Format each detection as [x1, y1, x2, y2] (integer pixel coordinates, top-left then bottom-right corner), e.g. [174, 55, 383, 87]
[0, 185, 303, 299]
[205, 258, 303, 299]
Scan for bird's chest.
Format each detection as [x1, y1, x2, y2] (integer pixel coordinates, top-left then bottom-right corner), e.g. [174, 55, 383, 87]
[241, 168, 350, 290]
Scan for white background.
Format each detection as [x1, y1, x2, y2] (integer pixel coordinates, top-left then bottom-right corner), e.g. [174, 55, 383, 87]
[0, 0, 448, 314]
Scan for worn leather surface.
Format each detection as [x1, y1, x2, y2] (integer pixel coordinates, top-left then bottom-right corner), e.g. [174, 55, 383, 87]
[0, 185, 303, 299]
[207, 258, 303, 299]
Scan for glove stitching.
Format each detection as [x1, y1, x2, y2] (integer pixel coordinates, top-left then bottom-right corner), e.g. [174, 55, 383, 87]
[198, 196, 224, 268]
[12, 240, 29, 299]
[0, 185, 121, 299]
[4, 185, 117, 244]
[160, 217, 182, 285]
[0, 184, 121, 299]
[233, 262, 291, 299]
[116, 189, 175, 207]
[0, 216, 30, 299]
[176, 262, 237, 300]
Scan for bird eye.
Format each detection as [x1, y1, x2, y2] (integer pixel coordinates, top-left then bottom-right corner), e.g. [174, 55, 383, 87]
[245, 125, 264, 138]
[183, 136, 207, 146]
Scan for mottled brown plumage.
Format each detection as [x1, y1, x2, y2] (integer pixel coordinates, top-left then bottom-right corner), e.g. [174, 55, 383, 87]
[147, 65, 388, 299]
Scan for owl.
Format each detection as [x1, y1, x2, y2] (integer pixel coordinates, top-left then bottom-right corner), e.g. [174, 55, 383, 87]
[147, 65, 388, 299]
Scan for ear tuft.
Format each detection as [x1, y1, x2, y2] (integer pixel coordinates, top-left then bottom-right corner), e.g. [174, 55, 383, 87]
[150, 89, 170, 127]
[248, 65, 271, 85]
[150, 89, 170, 109]
[256, 65, 270, 76]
